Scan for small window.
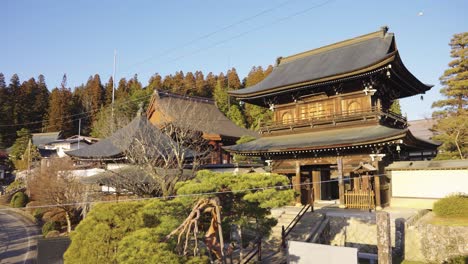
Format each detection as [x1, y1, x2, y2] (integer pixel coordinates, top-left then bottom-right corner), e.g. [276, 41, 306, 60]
[347, 101, 361, 114]
[282, 112, 293, 124]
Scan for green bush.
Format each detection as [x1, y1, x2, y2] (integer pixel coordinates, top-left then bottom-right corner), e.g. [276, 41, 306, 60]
[5, 180, 25, 193]
[433, 194, 468, 217]
[42, 221, 61, 237]
[32, 209, 44, 221]
[10, 192, 29, 208]
[444, 255, 468, 264]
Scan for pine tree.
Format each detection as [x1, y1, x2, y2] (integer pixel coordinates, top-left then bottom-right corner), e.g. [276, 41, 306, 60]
[90, 74, 104, 117]
[227, 104, 246, 128]
[213, 79, 229, 114]
[10, 128, 32, 161]
[104, 77, 114, 106]
[194, 71, 206, 97]
[172, 71, 185, 94]
[183, 72, 196, 95]
[127, 74, 142, 94]
[9, 74, 21, 126]
[243, 65, 274, 129]
[71, 85, 91, 136]
[245, 66, 265, 87]
[227, 68, 242, 90]
[217, 72, 227, 89]
[116, 78, 129, 99]
[162, 75, 174, 91]
[432, 32, 468, 160]
[34, 75, 50, 131]
[147, 73, 162, 91]
[47, 75, 74, 136]
[205, 72, 217, 97]
[18, 78, 38, 127]
[0, 73, 9, 148]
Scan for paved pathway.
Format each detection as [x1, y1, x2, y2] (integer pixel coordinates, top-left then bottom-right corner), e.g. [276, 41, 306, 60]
[0, 209, 40, 264]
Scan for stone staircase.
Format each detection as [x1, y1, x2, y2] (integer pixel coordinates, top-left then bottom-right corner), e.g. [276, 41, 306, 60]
[270, 207, 325, 241]
[260, 206, 327, 263]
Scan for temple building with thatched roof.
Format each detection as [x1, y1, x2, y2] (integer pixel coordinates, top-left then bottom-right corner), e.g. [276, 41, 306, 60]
[146, 90, 258, 166]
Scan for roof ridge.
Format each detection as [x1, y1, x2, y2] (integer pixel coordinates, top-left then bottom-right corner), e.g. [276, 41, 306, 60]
[157, 90, 215, 104]
[32, 131, 61, 135]
[279, 27, 390, 65]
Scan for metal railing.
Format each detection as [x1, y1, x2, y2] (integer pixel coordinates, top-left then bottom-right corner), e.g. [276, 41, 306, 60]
[281, 204, 312, 248]
[259, 107, 407, 133]
[240, 237, 262, 264]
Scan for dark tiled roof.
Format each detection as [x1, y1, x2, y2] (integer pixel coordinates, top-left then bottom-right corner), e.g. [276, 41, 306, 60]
[67, 114, 177, 160]
[229, 28, 431, 100]
[80, 167, 193, 185]
[225, 125, 416, 154]
[148, 91, 258, 139]
[38, 148, 58, 158]
[408, 119, 437, 141]
[386, 160, 468, 170]
[32, 132, 62, 147]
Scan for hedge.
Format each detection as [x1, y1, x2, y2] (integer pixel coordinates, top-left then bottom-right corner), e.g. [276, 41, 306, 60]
[10, 192, 29, 208]
[42, 221, 61, 237]
[433, 193, 468, 217]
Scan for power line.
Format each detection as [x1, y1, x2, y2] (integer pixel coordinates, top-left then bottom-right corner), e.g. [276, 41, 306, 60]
[119, 0, 297, 76]
[0, 92, 155, 137]
[0, 0, 336, 133]
[0, 173, 383, 211]
[119, 0, 335, 79]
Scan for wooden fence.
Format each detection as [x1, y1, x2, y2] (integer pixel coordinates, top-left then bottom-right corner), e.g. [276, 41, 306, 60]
[344, 189, 375, 209]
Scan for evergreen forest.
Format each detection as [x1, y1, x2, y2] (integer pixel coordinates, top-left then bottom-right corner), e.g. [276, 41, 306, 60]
[0, 65, 273, 148]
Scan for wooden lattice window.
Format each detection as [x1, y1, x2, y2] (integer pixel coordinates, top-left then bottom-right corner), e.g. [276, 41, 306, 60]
[282, 112, 293, 124]
[347, 101, 361, 114]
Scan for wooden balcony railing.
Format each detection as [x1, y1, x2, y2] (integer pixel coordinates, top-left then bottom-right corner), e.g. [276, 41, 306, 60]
[259, 107, 406, 134]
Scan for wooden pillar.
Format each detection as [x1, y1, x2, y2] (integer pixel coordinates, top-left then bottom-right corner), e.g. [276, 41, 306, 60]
[372, 158, 382, 210]
[218, 142, 223, 164]
[374, 174, 382, 210]
[294, 161, 301, 205]
[312, 170, 321, 201]
[376, 211, 392, 264]
[337, 157, 345, 208]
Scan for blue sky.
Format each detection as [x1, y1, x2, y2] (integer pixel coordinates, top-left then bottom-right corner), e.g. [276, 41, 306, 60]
[1, 0, 467, 120]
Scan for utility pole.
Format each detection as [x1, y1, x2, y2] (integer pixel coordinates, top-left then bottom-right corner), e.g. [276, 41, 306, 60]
[111, 49, 117, 133]
[77, 118, 81, 149]
[27, 139, 31, 196]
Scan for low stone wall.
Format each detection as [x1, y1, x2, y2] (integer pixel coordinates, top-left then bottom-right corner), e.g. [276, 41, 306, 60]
[322, 215, 404, 256]
[327, 216, 378, 254]
[405, 215, 468, 263]
[309, 211, 467, 263]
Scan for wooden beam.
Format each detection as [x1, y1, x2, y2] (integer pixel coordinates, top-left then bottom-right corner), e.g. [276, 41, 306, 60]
[337, 157, 345, 208]
[294, 161, 301, 205]
[374, 174, 382, 210]
[312, 170, 321, 201]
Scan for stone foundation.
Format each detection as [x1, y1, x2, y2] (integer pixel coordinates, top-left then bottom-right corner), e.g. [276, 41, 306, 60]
[405, 213, 468, 263]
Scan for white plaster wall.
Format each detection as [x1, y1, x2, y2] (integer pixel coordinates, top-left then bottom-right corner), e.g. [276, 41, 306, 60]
[392, 169, 468, 198]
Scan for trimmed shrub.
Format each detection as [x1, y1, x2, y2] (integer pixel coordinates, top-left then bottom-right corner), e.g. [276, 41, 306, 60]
[10, 192, 29, 208]
[45, 230, 60, 238]
[5, 180, 25, 193]
[433, 193, 468, 217]
[444, 255, 468, 264]
[32, 209, 44, 221]
[42, 221, 61, 237]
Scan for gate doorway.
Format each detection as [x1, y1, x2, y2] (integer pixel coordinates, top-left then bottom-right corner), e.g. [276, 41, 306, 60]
[300, 165, 339, 205]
